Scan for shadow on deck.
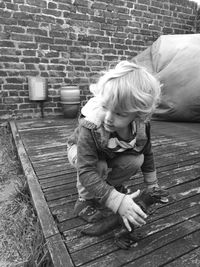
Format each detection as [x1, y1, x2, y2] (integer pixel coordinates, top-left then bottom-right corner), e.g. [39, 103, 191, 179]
[10, 117, 200, 267]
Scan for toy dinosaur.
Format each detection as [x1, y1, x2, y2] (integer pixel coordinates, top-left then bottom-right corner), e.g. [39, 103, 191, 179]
[81, 187, 169, 249]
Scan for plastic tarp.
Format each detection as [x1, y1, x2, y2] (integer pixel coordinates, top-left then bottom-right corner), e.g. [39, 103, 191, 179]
[134, 34, 200, 122]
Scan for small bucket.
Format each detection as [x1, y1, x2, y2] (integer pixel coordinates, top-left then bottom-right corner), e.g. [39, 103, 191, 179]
[60, 86, 80, 118]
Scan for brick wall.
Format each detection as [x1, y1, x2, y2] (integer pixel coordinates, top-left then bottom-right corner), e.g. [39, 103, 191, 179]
[0, 0, 198, 119]
[197, 5, 200, 32]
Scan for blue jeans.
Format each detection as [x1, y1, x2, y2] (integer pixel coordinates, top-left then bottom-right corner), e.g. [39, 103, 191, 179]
[77, 153, 144, 200]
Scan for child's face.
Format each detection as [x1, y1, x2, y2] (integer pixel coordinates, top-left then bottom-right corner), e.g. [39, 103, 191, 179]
[101, 103, 136, 133]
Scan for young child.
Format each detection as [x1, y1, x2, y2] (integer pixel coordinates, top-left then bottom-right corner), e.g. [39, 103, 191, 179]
[67, 61, 162, 232]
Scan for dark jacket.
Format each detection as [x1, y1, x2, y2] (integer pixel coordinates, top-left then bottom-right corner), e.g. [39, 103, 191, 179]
[67, 118, 156, 204]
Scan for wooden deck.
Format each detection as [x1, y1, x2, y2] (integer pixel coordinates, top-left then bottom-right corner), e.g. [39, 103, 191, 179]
[10, 117, 200, 267]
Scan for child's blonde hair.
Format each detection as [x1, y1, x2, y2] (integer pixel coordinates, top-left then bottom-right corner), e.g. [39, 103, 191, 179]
[90, 61, 161, 120]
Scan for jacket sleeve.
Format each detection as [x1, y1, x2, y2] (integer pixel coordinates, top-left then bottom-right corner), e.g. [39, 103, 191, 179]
[141, 123, 158, 186]
[77, 125, 124, 206]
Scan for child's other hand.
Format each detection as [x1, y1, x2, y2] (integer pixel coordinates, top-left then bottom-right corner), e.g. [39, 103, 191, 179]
[118, 190, 147, 232]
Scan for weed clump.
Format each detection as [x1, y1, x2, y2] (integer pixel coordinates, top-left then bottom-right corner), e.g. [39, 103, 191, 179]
[0, 124, 51, 267]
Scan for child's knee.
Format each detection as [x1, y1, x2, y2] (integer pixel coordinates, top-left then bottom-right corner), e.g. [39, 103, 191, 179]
[109, 154, 144, 172]
[123, 154, 144, 171]
[107, 154, 144, 185]
[133, 154, 144, 170]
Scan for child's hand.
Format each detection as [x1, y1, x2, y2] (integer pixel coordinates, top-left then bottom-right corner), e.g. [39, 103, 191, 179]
[118, 190, 147, 232]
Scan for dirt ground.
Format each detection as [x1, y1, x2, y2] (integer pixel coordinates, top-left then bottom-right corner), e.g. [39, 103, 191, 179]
[0, 122, 50, 267]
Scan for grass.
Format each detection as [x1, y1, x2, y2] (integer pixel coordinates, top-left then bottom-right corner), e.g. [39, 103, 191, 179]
[0, 123, 52, 267]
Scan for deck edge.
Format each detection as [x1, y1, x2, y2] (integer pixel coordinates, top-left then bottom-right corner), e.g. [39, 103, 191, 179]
[9, 120, 74, 267]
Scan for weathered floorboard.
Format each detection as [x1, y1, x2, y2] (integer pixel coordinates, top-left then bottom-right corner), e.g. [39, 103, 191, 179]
[11, 117, 200, 267]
